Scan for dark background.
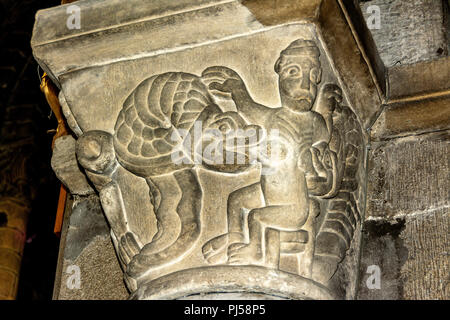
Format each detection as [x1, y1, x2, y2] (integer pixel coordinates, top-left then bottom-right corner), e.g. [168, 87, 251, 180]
[0, 0, 62, 300]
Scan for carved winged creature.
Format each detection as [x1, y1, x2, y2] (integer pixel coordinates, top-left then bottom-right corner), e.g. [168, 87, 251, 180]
[111, 71, 264, 279]
[75, 38, 363, 290]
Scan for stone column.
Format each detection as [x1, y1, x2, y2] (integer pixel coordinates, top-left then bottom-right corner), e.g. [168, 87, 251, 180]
[32, 0, 380, 299]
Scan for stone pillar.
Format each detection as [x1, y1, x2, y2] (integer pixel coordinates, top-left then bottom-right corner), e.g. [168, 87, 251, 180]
[32, 0, 381, 299]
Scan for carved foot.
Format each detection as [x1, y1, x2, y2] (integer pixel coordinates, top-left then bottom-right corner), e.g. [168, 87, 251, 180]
[202, 232, 244, 264]
[227, 243, 263, 265]
[127, 252, 158, 278]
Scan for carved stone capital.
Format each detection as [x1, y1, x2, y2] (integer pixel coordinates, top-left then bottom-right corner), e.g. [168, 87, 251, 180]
[32, 0, 371, 299]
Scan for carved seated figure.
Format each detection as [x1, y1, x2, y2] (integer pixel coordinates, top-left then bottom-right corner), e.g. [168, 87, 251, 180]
[202, 40, 344, 276]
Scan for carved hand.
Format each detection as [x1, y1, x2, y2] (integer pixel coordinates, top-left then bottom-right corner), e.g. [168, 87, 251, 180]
[314, 84, 342, 115]
[305, 144, 336, 196]
[201, 66, 247, 97]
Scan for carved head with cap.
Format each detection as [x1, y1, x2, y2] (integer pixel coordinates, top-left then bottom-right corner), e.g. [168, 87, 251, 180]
[275, 39, 322, 113]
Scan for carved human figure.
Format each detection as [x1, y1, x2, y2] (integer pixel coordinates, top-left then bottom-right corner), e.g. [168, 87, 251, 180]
[202, 39, 343, 268]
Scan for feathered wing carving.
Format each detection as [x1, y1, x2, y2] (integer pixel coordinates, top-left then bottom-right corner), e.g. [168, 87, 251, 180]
[311, 102, 364, 283]
[113, 72, 214, 177]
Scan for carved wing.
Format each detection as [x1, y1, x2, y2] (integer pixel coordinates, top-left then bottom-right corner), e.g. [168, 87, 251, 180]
[114, 71, 262, 178]
[113, 72, 217, 177]
[312, 97, 364, 282]
[112, 70, 263, 279]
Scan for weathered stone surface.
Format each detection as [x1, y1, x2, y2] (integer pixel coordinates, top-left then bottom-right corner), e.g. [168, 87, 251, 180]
[54, 196, 128, 300]
[386, 57, 450, 101]
[371, 96, 450, 140]
[51, 135, 95, 195]
[359, 130, 449, 299]
[57, 234, 129, 300]
[358, 208, 449, 300]
[319, 0, 383, 129]
[367, 131, 449, 218]
[63, 196, 109, 261]
[29, 0, 450, 301]
[361, 0, 447, 67]
[73, 35, 366, 299]
[32, 0, 372, 300]
[27, 0, 450, 301]
[400, 207, 449, 300]
[357, 218, 407, 300]
[31, 0, 382, 130]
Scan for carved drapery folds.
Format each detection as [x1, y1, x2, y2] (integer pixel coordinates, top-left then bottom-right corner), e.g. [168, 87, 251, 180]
[32, 0, 370, 300]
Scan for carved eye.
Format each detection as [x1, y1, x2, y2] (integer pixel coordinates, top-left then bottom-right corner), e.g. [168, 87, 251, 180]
[287, 66, 300, 76]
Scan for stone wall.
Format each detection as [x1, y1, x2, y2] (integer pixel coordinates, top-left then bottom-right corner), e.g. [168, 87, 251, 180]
[354, 0, 450, 300]
[361, 0, 448, 66]
[358, 131, 449, 299]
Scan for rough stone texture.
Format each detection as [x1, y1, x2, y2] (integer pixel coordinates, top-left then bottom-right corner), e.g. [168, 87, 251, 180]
[385, 56, 450, 101]
[51, 135, 95, 196]
[57, 234, 129, 300]
[63, 196, 109, 261]
[358, 131, 449, 299]
[400, 207, 449, 300]
[358, 218, 407, 300]
[367, 131, 449, 218]
[54, 196, 128, 300]
[358, 208, 449, 300]
[319, 0, 382, 129]
[361, 0, 447, 67]
[32, 0, 449, 300]
[180, 292, 284, 300]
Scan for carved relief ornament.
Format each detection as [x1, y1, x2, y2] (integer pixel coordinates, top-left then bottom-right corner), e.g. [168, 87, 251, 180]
[74, 38, 365, 300]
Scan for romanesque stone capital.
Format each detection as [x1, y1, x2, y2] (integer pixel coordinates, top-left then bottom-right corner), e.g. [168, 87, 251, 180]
[32, 0, 372, 299]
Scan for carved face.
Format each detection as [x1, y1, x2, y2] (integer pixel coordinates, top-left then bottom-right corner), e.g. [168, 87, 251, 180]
[276, 55, 321, 112]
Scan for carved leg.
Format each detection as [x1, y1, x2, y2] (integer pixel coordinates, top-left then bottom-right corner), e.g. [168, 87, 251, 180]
[127, 168, 202, 278]
[135, 177, 181, 256]
[202, 182, 264, 264]
[297, 199, 320, 278]
[228, 182, 265, 235]
[228, 204, 309, 265]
